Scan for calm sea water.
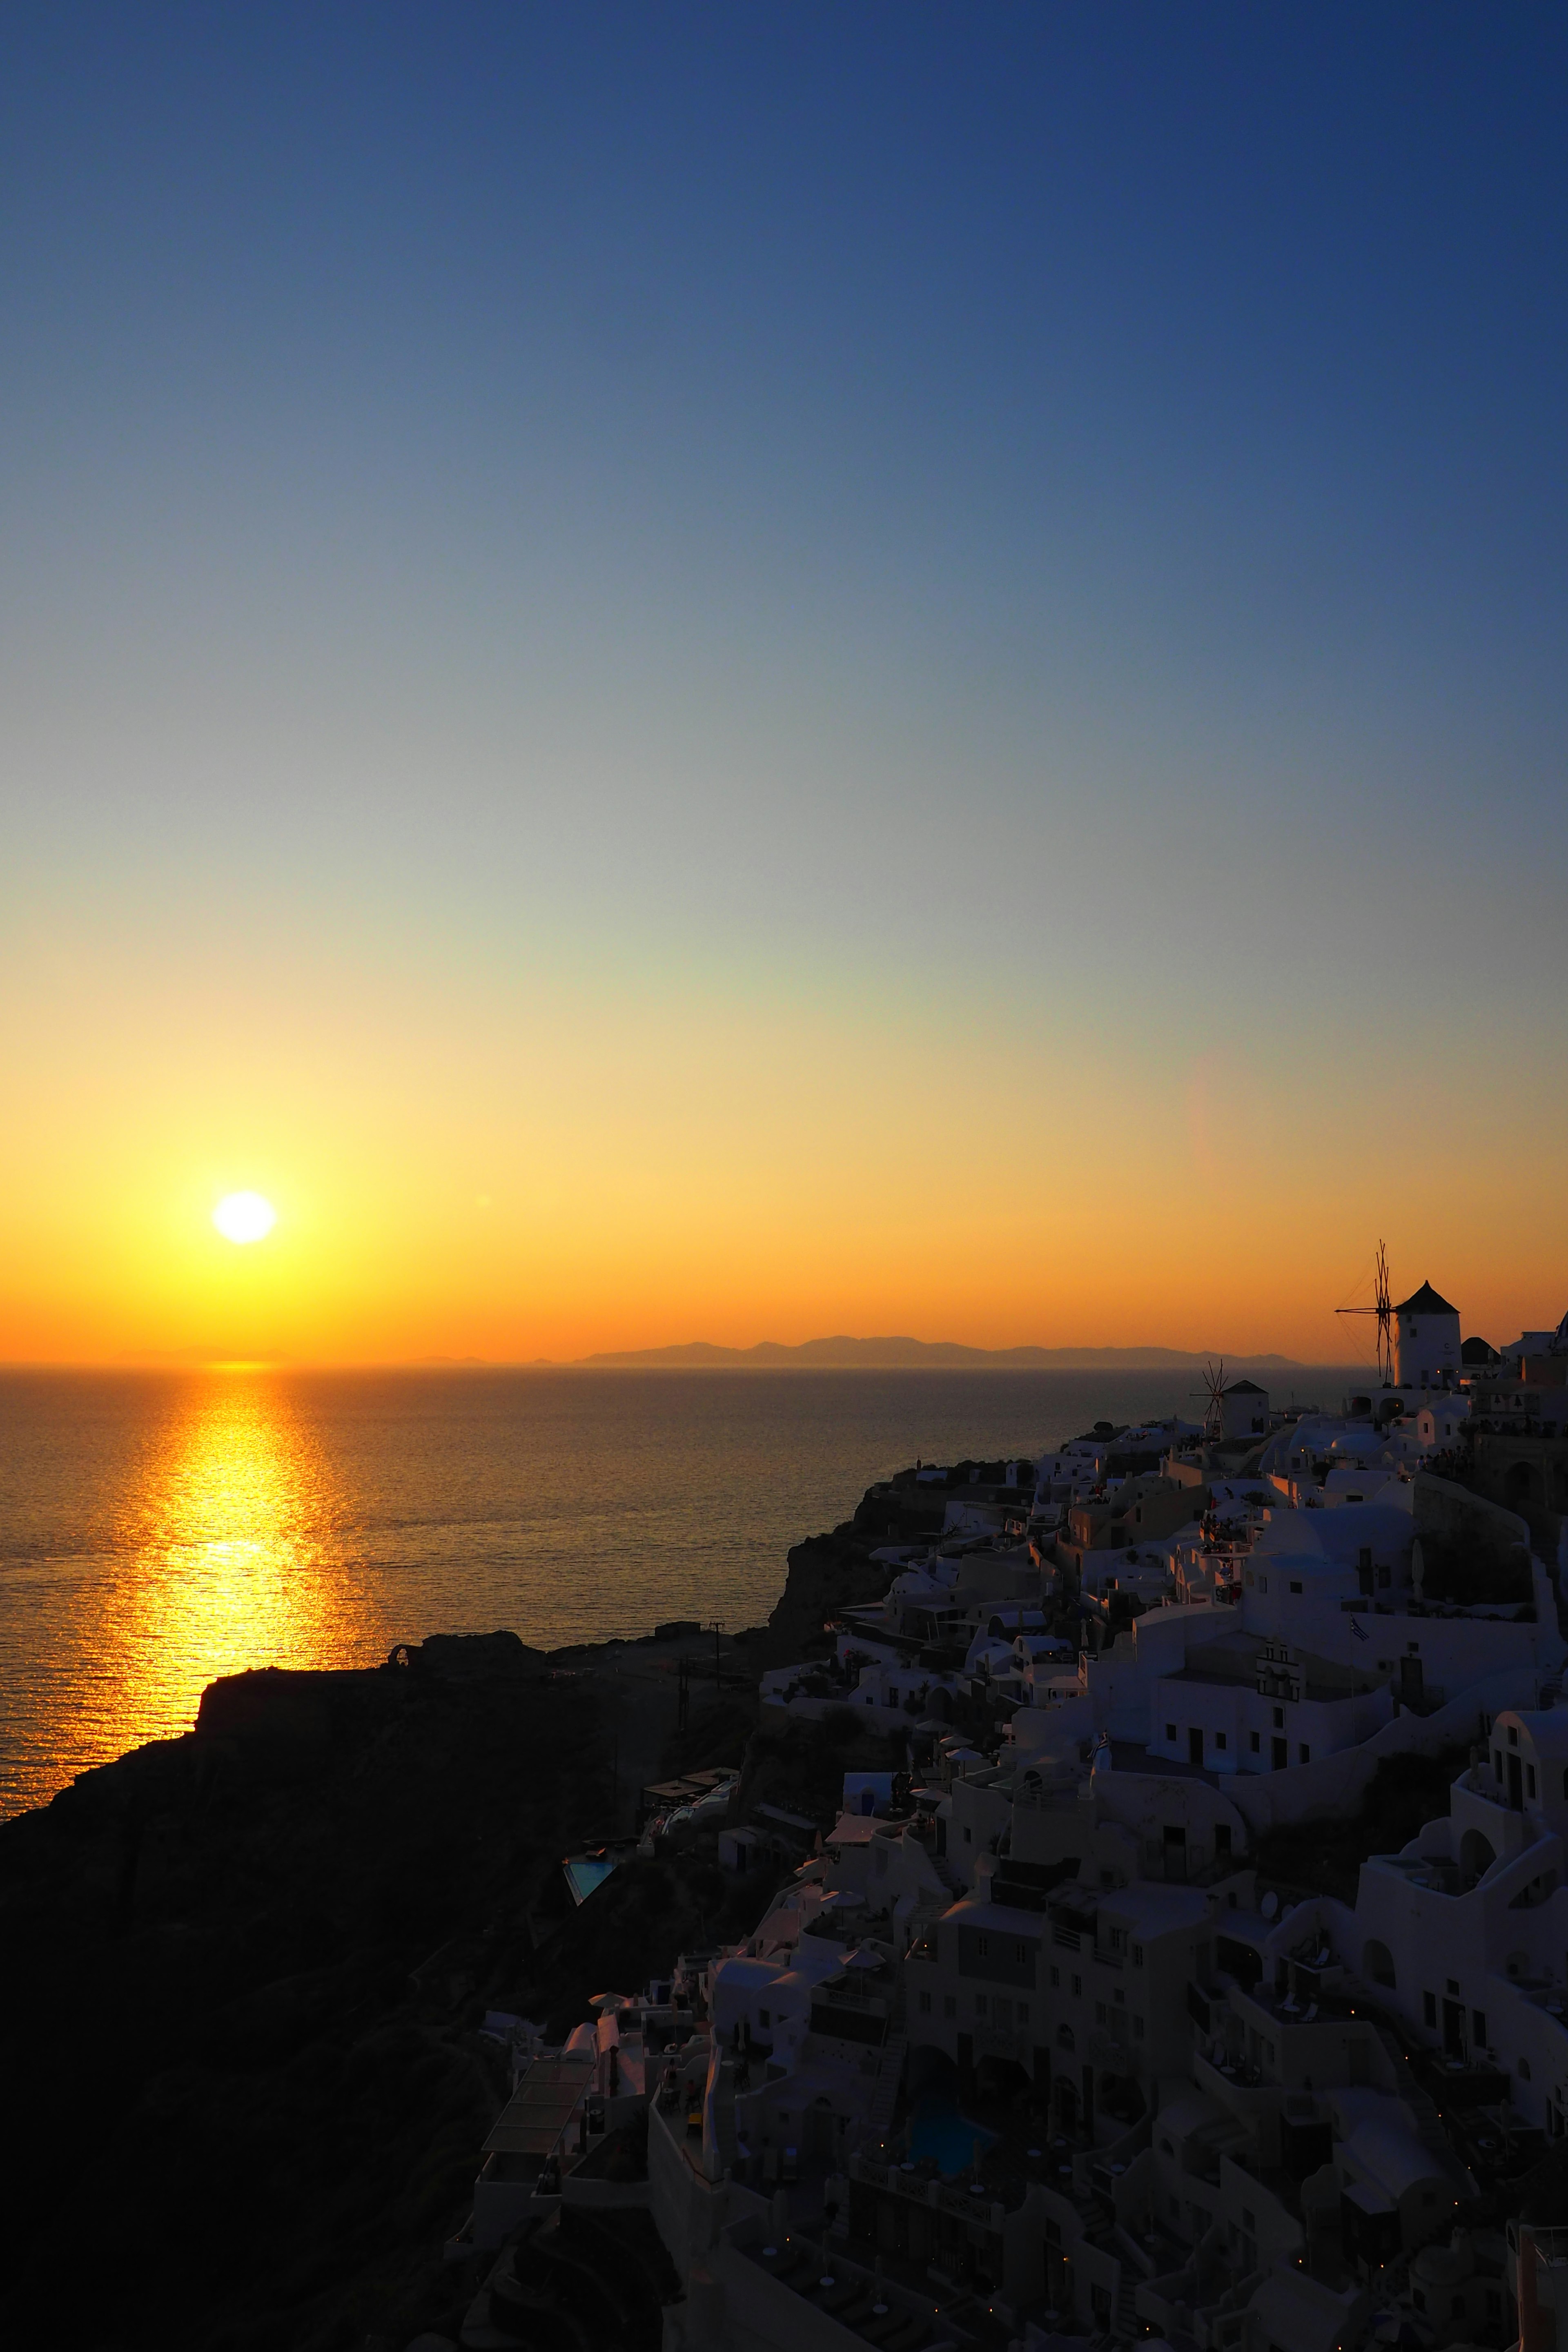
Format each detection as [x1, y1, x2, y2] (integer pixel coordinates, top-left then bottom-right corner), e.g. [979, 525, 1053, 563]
[0, 1365, 1343, 1817]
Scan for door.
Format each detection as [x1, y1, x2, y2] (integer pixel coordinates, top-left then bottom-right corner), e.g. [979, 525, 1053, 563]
[1443, 1999, 1465, 2060]
[1189, 1727, 1205, 1766]
[1272, 1736, 1287, 1771]
[1400, 1655, 1425, 1709]
[1509, 1753, 1524, 1810]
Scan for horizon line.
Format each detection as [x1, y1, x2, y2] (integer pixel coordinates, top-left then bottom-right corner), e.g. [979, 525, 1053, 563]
[0, 1337, 1371, 1374]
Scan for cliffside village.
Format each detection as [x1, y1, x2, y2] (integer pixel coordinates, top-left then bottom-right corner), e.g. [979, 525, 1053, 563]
[444, 1287, 1568, 2352]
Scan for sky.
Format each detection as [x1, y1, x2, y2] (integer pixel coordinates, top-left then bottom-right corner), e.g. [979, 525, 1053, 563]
[2, 2, 1565, 1367]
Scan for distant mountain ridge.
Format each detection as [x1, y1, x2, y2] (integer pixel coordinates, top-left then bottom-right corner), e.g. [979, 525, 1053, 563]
[578, 1335, 1310, 1370]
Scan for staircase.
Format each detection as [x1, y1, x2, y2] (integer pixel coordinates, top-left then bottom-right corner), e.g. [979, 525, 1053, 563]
[871, 2033, 908, 2134]
[1371, 2020, 1471, 2180]
[931, 1848, 965, 1896]
[1113, 2271, 1141, 2344]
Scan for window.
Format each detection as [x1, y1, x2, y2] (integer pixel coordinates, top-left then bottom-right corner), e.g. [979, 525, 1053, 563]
[1215, 1825, 1232, 1856]
[1413, 2292, 1427, 2314]
[1216, 1732, 1227, 1750]
[1057, 2024, 1075, 2050]
[1049, 1966, 1060, 1988]
[964, 1826, 972, 1843]
[975, 1994, 989, 2018]
[976, 1935, 989, 1958]
[1510, 1726, 1519, 1747]
[1134, 2016, 1145, 2039]
[1473, 2010, 1487, 2045]
[1289, 1580, 1302, 1595]
[1423, 1991, 1437, 2029]
[1014, 1940, 1029, 1963]
[1017, 2002, 1029, 2026]
[943, 1995, 956, 2020]
[994, 1998, 1011, 2025]
[1250, 1731, 1261, 1754]
[1529, 1765, 1538, 1798]
[1299, 1743, 1311, 1765]
[1166, 1723, 1177, 1742]
[1273, 1706, 1285, 1729]
[919, 1991, 931, 2014]
[1133, 1944, 1145, 1968]
[1072, 1975, 1082, 1997]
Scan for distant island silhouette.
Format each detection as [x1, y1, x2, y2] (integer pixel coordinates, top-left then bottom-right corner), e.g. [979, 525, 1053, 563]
[576, 1336, 1313, 1370]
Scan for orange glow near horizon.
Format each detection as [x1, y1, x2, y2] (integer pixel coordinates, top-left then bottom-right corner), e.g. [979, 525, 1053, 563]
[1, 913, 1564, 1370]
[1, 1099, 1563, 1370]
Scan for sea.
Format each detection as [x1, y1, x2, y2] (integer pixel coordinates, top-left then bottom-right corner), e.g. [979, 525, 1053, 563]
[0, 1364, 1349, 1819]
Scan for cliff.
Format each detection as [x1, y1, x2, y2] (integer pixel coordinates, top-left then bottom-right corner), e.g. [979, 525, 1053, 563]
[0, 1633, 609, 2350]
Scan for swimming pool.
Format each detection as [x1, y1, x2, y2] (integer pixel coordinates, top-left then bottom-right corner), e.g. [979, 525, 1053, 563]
[908, 2092, 998, 2176]
[563, 1854, 618, 1905]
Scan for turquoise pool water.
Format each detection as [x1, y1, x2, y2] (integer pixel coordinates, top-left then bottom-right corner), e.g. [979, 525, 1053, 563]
[564, 1854, 618, 1905]
[909, 2092, 997, 2176]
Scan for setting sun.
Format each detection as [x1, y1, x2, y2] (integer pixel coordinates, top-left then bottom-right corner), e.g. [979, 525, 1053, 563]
[212, 1192, 277, 1246]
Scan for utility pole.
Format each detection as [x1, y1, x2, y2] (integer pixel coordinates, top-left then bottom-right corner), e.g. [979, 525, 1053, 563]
[710, 1619, 724, 1691]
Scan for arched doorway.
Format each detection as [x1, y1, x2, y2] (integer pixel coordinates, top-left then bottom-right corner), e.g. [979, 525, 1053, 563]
[1461, 1828, 1497, 1884]
[1363, 1938, 1396, 1989]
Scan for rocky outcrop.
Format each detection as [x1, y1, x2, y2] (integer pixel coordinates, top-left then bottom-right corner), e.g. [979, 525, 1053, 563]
[0, 1635, 609, 2351]
[751, 1477, 946, 1667]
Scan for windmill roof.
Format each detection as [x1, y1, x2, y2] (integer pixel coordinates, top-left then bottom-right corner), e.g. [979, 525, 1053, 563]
[1395, 1282, 1458, 1315]
[1223, 1378, 1267, 1394]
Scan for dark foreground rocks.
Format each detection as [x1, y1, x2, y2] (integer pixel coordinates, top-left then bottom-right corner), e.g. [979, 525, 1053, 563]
[0, 1634, 615, 2352]
[0, 1469, 925, 2352]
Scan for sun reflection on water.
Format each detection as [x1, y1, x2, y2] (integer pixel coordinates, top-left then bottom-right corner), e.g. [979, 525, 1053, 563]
[94, 1377, 376, 1779]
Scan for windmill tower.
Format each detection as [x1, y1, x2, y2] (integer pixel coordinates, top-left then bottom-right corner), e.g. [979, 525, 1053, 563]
[1194, 1358, 1227, 1445]
[1336, 1241, 1395, 1387]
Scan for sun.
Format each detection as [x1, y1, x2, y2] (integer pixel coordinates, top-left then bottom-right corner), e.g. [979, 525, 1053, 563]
[212, 1191, 277, 1245]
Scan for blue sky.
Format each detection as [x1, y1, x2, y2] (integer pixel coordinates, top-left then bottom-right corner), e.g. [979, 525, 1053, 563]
[2, 4, 1565, 1359]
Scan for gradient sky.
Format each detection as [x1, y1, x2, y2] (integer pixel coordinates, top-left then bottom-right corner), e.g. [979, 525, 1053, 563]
[2, 3, 1565, 1366]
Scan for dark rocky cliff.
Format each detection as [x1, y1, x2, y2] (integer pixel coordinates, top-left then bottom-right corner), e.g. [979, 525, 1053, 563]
[0, 1467, 932, 2350]
[0, 1635, 606, 2351]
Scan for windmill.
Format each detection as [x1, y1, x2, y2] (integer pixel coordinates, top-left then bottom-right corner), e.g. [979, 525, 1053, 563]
[1337, 1240, 1394, 1386]
[1192, 1358, 1227, 1444]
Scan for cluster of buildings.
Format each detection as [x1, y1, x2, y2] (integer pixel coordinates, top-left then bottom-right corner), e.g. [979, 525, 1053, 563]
[448, 1285, 1568, 2352]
